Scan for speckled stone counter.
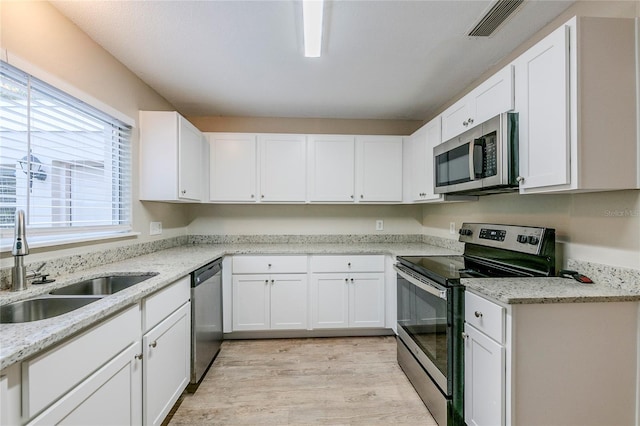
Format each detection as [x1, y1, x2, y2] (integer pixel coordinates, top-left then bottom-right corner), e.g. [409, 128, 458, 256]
[463, 276, 640, 305]
[0, 241, 456, 370]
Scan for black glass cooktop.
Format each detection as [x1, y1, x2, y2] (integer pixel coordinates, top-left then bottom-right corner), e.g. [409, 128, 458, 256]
[398, 255, 528, 285]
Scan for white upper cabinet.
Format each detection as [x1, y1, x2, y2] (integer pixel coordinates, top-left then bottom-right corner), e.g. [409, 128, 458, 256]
[515, 16, 638, 193]
[307, 135, 356, 202]
[441, 65, 514, 142]
[208, 133, 257, 202]
[140, 111, 205, 202]
[356, 136, 403, 202]
[258, 134, 307, 202]
[406, 116, 443, 202]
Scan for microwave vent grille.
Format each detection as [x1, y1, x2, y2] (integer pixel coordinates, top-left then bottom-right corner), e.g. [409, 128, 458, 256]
[468, 0, 524, 37]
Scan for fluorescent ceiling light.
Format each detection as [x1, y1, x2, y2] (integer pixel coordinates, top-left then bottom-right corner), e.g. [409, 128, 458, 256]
[303, 0, 324, 57]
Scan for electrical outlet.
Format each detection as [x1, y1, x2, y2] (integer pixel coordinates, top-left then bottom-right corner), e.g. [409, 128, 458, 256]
[449, 222, 456, 235]
[150, 221, 162, 235]
[376, 220, 384, 231]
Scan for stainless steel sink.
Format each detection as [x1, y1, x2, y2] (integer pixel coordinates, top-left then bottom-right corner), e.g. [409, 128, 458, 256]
[0, 297, 102, 324]
[49, 274, 158, 296]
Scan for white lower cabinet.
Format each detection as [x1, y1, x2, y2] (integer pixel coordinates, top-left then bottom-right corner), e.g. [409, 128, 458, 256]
[232, 273, 308, 331]
[464, 290, 638, 426]
[28, 341, 143, 426]
[143, 302, 191, 426]
[464, 324, 504, 426]
[2, 276, 192, 426]
[311, 272, 385, 329]
[310, 255, 386, 329]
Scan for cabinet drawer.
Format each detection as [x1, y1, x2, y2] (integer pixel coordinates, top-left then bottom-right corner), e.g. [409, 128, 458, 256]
[232, 255, 307, 274]
[22, 304, 140, 419]
[143, 276, 190, 333]
[465, 291, 505, 343]
[310, 255, 385, 273]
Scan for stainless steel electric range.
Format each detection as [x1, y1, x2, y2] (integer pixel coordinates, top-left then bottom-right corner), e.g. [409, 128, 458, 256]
[395, 223, 556, 426]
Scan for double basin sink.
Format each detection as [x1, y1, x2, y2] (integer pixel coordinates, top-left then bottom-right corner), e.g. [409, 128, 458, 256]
[0, 274, 158, 324]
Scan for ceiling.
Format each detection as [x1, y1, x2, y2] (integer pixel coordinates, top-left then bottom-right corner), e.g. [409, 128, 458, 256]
[51, 0, 574, 121]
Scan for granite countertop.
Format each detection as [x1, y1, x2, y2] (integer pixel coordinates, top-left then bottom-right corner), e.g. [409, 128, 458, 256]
[463, 277, 640, 305]
[0, 242, 456, 370]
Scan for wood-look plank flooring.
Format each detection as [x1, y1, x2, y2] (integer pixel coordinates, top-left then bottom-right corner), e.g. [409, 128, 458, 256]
[168, 336, 437, 425]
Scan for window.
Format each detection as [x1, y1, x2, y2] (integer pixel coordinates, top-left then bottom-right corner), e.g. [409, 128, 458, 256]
[0, 61, 132, 246]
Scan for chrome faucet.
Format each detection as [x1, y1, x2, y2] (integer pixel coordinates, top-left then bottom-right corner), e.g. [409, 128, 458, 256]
[11, 210, 30, 291]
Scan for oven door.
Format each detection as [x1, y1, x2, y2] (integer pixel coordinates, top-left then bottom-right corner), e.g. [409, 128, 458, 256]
[396, 265, 452, 394]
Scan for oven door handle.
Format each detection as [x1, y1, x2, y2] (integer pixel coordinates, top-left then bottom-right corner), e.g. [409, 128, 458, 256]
[394, 265, 448, 301]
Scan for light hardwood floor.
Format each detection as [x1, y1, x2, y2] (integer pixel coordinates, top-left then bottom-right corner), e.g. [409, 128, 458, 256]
[168, 336, 437, 425]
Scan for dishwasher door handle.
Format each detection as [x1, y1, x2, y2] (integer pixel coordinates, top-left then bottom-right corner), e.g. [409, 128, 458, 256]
[193, 259, 222, 287]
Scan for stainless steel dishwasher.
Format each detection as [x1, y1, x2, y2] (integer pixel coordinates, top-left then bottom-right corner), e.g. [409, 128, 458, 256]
[188, 257, 223, 392]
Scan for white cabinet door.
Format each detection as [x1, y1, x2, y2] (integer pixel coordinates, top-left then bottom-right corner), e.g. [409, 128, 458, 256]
[409, 117, 442, 202]
[464, 324, 504, 426]
[311, 273, 349, 329]
[259, 134, 307, 202]
[515, 24, 571, 190]
[349, 273, 385, 328]
[441, 65, 514, 143]
[208, 133, 257, 202]
[356, 136, 403, 202]
[139, 111, 204, 202]
[471, 65, 514, 127]
[307, 135, 355, 202]
[28, 342, 143, 426]
[441, 98, 472, 142]
[178, 116, 203, 201]
[143, 303, 190, 426]
[270, 274, 308, 330]
[232, 275, 270, 330]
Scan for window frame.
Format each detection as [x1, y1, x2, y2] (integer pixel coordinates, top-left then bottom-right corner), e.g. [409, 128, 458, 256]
[0, 57, 138, 251]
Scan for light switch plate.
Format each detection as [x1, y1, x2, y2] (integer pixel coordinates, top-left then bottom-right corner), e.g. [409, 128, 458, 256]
[150, 221, 162, 235]
[376, 220, 384, 231]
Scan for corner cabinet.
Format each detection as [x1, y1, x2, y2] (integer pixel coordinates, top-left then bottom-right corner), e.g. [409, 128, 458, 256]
[464, 290, 638, 426]
[514, 16, 638, 193]
[139, 111, 205, 202]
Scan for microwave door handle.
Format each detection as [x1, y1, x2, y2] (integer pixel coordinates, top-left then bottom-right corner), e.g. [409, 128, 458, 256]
[468, 141, 476, 181]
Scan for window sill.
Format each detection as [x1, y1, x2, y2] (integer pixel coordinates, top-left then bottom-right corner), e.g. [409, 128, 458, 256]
[0, 231, 141, 253]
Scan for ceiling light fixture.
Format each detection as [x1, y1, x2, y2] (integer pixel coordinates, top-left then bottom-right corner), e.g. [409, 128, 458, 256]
[303, 0, 324, 57]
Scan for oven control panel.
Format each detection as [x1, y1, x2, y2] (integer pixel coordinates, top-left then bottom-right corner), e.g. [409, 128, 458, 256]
[458, 223, 553, 255]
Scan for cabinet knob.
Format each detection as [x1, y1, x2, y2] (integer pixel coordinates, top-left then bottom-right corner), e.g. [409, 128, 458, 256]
[265, 279, 269, 283]
[135, 353, 143, 360]
[347, 262, 351, 267]
[271, 279, 275, 284]
[150, 341, 157, 348]
[350, 278, 354, 283]
[181, 189, 187, 195]
[516, 176, 525, 183]
[360, 194, 364, 199]
[468, 117, 474, 124]
[463, 120, 468, 126]
[345, 278, 349, 282]
[251, 194, 255, 198]
[350, 195, 354, 199]
[474, 311, 483, 318]
[461, 332, 468, 340]
[268, 263, 272, 268]
[261, 194, 264, 199]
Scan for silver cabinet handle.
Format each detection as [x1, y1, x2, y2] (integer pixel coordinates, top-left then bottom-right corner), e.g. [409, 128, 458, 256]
[461, 332, 468, 340]
[251, 194, 255, 198]
[350, 278, 354, 283]
[181, 189, 187, 194]
[347, 262, 351, 267]
[468, 117, 474, 124]
[516, 176, 525, 183]
[271, 279, 275, 284]
[135, 353, 143, 360]
[345, 278, 348, 282]
[474, 311, 483, 318]
[350, 195, 354, 199]
[268, 263, 272, 268]
[265, 279, 269, 283]
[463, 120, 468, 126]
[261, 194, 264, 199]
[150, 341, 157, 348]
[360, 194, 364, 199]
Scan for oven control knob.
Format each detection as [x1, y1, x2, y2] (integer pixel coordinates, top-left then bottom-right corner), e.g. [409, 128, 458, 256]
[527, 236, 540, 245]
[517, 235, 528, 244]
[459, 229, 472, 236]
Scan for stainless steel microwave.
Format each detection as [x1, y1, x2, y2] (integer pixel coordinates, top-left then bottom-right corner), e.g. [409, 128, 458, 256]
[434, 112, 519, 195]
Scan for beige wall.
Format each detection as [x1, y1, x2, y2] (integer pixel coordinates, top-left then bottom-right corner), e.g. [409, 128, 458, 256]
[421, 0, 640, 270]
[188, 116, 422, 136]
[0, 0, 187, 267]
[187, 204, 423, 236]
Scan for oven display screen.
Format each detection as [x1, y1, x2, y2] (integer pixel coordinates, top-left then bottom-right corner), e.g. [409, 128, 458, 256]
[479, 228, 506, 241]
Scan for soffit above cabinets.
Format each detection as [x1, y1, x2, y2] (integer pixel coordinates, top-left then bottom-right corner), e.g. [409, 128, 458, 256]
[51, 0, 574, 120]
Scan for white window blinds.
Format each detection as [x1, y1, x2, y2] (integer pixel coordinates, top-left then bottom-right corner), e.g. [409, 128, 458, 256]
[0, 61, 132, 240]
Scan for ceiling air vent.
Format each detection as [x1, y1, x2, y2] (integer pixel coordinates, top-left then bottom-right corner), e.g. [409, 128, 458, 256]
[468, 0, 524, 37]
